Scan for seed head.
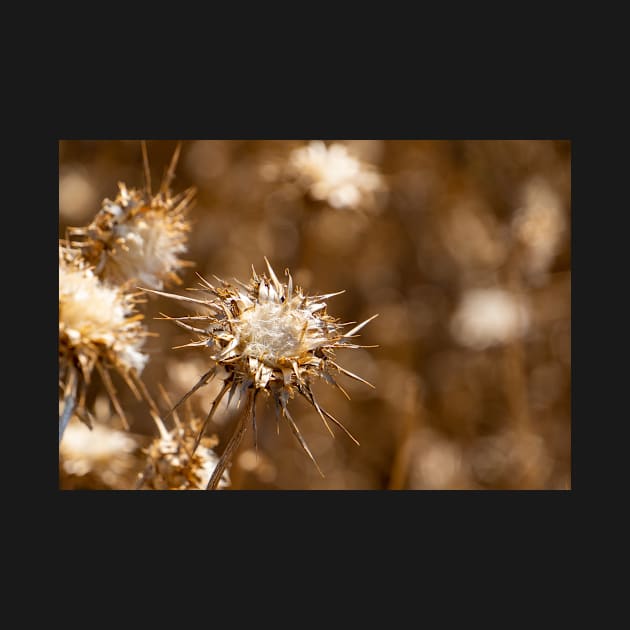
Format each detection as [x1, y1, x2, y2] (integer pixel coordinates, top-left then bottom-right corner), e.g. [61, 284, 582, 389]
[286, 141, 385, 212]
[139, 415, 229, 490]
[59, 416, 140, 489]
[450, 287, 530, 350]
[145, 258, 378, 474]
[512, 177, 565, 280]
[67, 146, 194, 290]
[59, 244, 150, 433]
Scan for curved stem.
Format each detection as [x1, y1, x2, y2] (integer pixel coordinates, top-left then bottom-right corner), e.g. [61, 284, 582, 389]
[206, 389, 254, 490]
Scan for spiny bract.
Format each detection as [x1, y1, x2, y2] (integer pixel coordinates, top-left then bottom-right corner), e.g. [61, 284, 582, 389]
[145, 258, 378, 475]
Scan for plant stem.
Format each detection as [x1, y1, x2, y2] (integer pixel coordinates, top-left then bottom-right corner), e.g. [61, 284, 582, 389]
[59, 368, 78, 444]
[206, 389, 254, 490]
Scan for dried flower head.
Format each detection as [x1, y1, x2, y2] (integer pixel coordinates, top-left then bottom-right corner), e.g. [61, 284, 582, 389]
[59, 416, 140, 489]
[285, 141, 385, 212]
[59, 244, 150, 439]
[67, 145, 194, 290]
[139, 413, 229, 491]
[145, 258, 378, 485]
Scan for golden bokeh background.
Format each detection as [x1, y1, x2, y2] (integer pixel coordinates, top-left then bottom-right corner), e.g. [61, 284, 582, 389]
[59, 139, 571, 490]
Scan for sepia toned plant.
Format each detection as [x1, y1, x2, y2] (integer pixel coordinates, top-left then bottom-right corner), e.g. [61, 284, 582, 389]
[144, 258, 378, 489]
[284, 140, 386, 212]
[58, 244, 151, 441]
[67, 144, 195, 291]
[137, 388, 229, 490]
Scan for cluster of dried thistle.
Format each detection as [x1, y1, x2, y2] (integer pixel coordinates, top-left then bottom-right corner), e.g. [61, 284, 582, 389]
[59, 141, 383, 490]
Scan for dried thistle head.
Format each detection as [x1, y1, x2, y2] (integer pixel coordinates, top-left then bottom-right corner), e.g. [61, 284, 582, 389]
[59, 244, 150, 437]
[67, 145, 195, 290]
[284, 141, 386, 212]
[146, 258, 378, 477]
[59, 416, 141, 490]
[138, 389, 229, 490]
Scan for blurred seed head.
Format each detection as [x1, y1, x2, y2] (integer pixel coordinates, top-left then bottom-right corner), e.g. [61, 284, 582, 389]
[283, 141, 386, 212]
[450, 288, 530, 350]
[59, 244, 149, 427]
[59, 417, 140, 489]
[59, 166, 99, 223]
[469, 429, 553, 488]
[68, 180, 194, 291]
[512, 177, 566, 280]
[59, 244, 149, 376]
[408, 429, 468, 489]
[442, 200, 507, 271]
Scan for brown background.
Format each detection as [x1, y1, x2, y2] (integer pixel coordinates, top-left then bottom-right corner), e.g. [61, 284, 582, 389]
[59, 140, 571, 490]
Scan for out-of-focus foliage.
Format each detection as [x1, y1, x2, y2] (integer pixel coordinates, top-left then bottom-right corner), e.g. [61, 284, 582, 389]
[59, 140, 570, 490]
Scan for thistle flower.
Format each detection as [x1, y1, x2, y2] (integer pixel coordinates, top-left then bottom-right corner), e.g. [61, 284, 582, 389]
[59, 244, 150, 440]
[285, 141, 385, 212]
[59, 416, 141, 490]
[138, 402, 229, 491]
[145, 258, 378, 488]
[67, 145, 194, 290]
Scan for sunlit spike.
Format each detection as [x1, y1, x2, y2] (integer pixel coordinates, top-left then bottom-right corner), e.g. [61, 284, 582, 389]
[161, 141, 182, 194]
[285, 268, 293, 300]
[319, 406, 360, 446]
[141, 140, 152, 196]
[264, 256, 282, 292]
[172, 340, 209, 349]
[300, 389, 334, 438]
[140, 286, 211, 307]
[158, 384, 182, 430]
[119, 368, 142, 401]
[283, 405, 324, 477]
[329, 360, 375, 388]
[172, 320, 208, 335]
[195, 272, 215, 291]
[333, 380, 352, 401]
[342, 313, 379, 338]
[311, 290, 346, 301]
[163, 366, 216, 421]
[154, 315, 212, 321]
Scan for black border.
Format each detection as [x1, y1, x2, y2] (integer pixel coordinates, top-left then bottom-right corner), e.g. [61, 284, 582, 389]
[45, 78, 576, 572]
